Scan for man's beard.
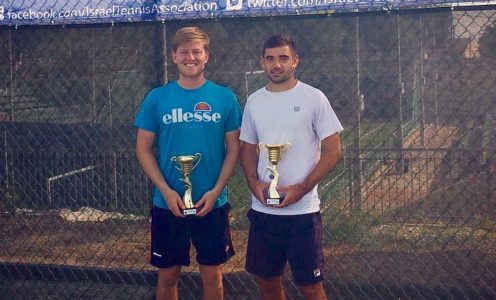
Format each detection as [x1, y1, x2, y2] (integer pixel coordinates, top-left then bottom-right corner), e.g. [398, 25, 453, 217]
[268, 73, 291, 84]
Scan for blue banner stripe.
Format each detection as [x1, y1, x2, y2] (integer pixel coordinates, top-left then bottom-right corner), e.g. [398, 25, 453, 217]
[1, 0, 495, 26]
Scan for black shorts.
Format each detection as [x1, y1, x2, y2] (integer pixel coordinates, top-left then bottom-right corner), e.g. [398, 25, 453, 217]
[149, 203, 235, 268]
[245, 209, 325, 286]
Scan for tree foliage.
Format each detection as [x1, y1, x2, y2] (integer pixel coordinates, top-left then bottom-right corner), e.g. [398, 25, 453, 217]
[479, 22, 496, 59]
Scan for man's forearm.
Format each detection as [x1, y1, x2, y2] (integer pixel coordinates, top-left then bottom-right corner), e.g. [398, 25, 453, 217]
[300, 134, 342, 193]
[136, 148, 172, 194]
[210, 130, 241, 195]
[211, 148, 239, 194]
[240, 142, 260, 188]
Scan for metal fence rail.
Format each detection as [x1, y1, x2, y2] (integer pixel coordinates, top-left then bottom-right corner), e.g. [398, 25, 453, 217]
[1, 2, 496, 299]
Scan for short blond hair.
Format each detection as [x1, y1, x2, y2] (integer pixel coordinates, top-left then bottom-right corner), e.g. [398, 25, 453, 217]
[172, 27, 210, 52]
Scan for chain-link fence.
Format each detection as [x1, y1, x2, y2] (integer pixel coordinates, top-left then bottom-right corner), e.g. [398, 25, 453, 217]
[1, 1, 495, 299]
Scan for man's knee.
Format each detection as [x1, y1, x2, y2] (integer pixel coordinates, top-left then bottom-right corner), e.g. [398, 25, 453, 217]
[298, 282, 326, 300]
[257, 276, 283, 291]
[202, 273, 222, 289]
[256, 276, 286, 300]
[157, 267, 181, 288]
[199, 265, 223, 288]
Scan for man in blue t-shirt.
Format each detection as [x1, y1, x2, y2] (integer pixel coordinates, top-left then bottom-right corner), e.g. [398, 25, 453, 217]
[134, 27, 241, 300]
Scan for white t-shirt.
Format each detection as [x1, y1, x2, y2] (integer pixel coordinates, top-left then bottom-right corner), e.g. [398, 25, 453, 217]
[240, 81, 343, 215]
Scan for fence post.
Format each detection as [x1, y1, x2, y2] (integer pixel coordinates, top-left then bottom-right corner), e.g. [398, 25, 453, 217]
[351, 16, 363, 212]
[395, 15, 405, 174]
[3, 129, 9, 205]
[157, 22, 168, 85]
[419, 15, 426, 147]
[488, 108, 496, 177]
[91, 29, 96, 124]
[8, 29, 14, 121]
[113, 152, 118, 210]
[432, 18, 439, 130]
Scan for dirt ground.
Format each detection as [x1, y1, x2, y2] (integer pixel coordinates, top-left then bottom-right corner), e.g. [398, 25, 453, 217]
[1, 212, 495, 294]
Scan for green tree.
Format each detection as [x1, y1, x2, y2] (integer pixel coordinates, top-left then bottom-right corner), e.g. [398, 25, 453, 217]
[479, 22, 496, 59]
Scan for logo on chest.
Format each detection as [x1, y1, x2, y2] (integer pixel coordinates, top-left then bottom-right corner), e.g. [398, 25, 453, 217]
[162, 102, 221, 124]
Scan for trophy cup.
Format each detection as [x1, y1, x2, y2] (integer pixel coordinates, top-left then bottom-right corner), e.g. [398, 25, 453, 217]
[259, 143, 291, 205]
[171, 153, 201, 215]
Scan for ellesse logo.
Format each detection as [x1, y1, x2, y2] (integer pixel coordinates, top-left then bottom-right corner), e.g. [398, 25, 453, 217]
[194, 102, 211, 111]
[162, 102, 221, 124]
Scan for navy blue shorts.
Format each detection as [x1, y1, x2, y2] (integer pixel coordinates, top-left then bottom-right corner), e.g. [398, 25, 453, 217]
[245, 209, 325, 286]
[149, 203, 235, 268]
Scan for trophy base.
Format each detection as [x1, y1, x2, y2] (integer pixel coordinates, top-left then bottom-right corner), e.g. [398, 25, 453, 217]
[266, 198, 281, 206]
[183, 208, 197, 216]
[264, 189, 286, 206]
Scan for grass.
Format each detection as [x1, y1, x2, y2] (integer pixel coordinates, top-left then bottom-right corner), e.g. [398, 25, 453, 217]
[322, 206, 496, 252]
[340, 121, 399, 149]
[323, 209, 381, 245]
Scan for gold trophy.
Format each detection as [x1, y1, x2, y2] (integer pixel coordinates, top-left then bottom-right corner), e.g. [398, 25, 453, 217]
[171, 153, 201, 215]
[259, 143, 291, 205]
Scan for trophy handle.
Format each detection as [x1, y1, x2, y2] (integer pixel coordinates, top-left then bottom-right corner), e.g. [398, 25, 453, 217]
[170, 156, 182, 171]
[281, 143, 291, 158]
[258, 142, 266, 154]
[192, 153, 202, 170]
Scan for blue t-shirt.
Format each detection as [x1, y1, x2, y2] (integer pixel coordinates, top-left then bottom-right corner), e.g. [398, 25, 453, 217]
[134, 80, 242, 209]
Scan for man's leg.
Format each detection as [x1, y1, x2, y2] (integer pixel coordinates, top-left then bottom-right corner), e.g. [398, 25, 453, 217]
[256, 275, 287, 300]
[192, 205, 235, 299]
[287, 212, 326, 300]
[156, 266, 181, 300]
[199, 264, 223, 300]
[245, 210, 288, 300]
[299, 282, 327, 300]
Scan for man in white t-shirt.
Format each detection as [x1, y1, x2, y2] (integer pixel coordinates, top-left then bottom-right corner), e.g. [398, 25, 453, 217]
[240, 33, 343, 299]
